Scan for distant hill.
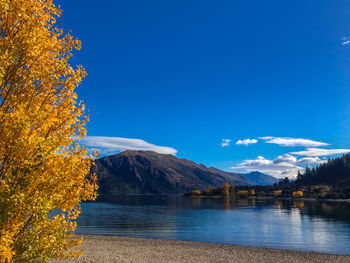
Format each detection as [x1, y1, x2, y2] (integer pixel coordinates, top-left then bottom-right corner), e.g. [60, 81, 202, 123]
[93, 150, 256, 196]
[243, 171, 279, 186]
[296, 154, 350, 186]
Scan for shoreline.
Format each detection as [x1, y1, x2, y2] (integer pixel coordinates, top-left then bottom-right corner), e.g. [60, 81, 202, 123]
[98, 194, 350, 203]
[52, 235, 350, 263]
[185, 195, 350, 202]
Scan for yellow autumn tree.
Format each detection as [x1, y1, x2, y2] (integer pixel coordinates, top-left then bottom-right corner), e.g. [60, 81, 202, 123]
[222, 182, 230, 197]
[0, 0, 98, 262]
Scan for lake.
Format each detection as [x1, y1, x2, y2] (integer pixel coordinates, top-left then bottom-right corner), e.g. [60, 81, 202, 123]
[76, 196, 350, 255]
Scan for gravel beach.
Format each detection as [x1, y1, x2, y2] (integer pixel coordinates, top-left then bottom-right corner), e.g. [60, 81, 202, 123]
[53, 235, 350, 263]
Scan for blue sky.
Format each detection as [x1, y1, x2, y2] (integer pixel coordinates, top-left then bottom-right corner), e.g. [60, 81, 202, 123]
[59, 0, 350, 178]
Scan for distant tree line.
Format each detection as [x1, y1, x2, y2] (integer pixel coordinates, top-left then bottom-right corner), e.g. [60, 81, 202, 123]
[186, 154, 350, 199]
[294, 154, 350, 186]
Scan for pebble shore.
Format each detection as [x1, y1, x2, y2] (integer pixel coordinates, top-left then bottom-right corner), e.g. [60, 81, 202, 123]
[53, 235, 350, 263]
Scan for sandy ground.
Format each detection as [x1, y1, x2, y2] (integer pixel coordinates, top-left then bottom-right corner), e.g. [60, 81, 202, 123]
[52, 235, 350, 263]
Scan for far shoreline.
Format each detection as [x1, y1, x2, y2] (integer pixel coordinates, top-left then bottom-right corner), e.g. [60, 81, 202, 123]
[94, 194, 350, 203]
[183, 195, 350, 202]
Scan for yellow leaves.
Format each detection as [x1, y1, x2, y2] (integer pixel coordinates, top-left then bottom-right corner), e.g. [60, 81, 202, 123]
[0, 232, 15, 262]
[0, 0, 10, 13]
[0, 67, 5, 86]
[249, 189, 256, 196]
[0, 0, 97, 262]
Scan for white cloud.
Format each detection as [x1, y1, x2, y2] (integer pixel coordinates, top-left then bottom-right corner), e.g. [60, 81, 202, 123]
[291, 148, 350, 157]
[231, 154, 303, 178]
[82, 136, 177, 155]
[259, 136, 329, 147]
[342, 36, 350, 45]
[259, 136, 273, 140]
[230, 135, 347, 177]
[235, 138, 258, 146]
[273, 154, 297, 164]
[230, 153, 330, 178]
[221, 139, 231, 147]
[297, 157, 326, 164]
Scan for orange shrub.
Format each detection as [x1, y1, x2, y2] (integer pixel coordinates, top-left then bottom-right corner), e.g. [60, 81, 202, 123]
[237, 190, 249, 197]
[292, 191, 304, 198]
[191, 190, 202, 196]
[274, 190, 282, 197]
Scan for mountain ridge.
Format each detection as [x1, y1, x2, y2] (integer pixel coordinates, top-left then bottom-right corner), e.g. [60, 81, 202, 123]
[93, 150, 277, 196]
[244, 171, 279, 186]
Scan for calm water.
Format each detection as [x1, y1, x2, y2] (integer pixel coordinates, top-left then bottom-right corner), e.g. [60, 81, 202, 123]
[76, 196, 350, 255]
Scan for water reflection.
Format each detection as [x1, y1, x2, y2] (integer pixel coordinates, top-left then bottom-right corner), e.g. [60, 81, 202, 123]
[294, 200, 305, 209]
[77, 196, 350, 255]
[224, 197, 230, 210]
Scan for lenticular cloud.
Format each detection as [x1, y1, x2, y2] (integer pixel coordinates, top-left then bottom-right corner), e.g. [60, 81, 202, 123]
[82, 136, 177, 155]
[259, 137, 329, 147]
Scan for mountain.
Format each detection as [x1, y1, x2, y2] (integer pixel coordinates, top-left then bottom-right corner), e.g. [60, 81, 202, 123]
[243, 171, 279, 186]
[93, 150, 255, 196]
